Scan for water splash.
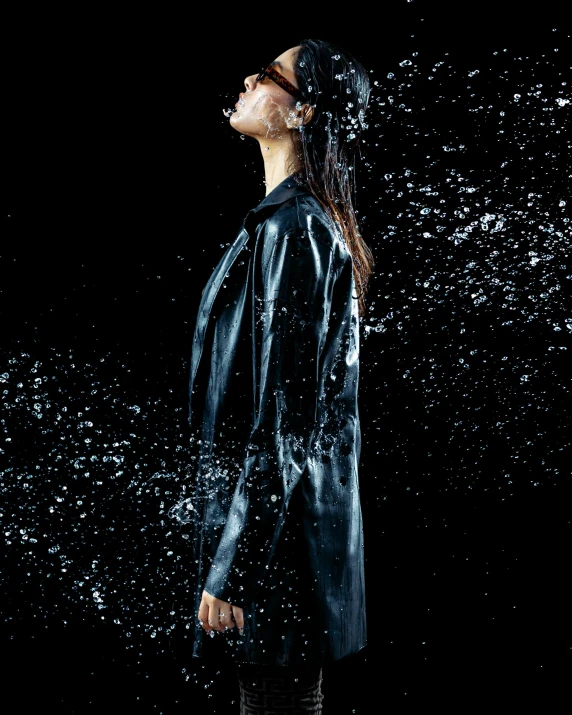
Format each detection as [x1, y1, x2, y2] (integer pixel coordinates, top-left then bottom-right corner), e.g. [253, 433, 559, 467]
[2, 31, 570, 708]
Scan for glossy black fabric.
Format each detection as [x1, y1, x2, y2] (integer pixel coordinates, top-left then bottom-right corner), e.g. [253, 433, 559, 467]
[172, 176, 366, 666]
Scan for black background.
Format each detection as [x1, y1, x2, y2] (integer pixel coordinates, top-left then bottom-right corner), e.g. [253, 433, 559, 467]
[2, 3, 571, 712]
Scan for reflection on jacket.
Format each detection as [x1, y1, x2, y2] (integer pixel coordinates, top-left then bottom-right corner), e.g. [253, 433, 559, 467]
[172, 176, 366, 666]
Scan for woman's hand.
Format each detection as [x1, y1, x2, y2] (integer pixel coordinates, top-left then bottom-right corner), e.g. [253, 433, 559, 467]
[198, 589, 244, 633]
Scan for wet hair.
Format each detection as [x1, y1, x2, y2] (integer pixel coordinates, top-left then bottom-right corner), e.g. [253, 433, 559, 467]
[293, 38, 374, 318]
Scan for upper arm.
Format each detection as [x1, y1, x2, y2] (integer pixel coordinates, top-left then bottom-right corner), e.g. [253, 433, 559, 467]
[259, 227, 336, 322]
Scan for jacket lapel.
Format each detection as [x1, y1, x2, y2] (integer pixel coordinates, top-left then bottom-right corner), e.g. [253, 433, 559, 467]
[188, 226, 250, 420]
[188, 178, 309, 426]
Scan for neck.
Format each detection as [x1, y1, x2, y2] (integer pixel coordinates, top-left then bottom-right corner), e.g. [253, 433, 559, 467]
[258, 138, 300, 195]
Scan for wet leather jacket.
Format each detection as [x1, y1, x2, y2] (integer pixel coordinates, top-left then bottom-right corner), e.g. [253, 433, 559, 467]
[179, 176, 366, 666]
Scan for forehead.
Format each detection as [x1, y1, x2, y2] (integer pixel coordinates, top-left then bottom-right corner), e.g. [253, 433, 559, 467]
[270, 46, 301, 74]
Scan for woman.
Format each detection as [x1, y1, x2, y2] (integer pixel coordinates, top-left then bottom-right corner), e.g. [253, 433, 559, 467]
[171, 38, 374, 713]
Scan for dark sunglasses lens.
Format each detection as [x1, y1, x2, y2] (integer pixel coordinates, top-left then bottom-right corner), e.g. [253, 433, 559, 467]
[256, 69, 266, 82]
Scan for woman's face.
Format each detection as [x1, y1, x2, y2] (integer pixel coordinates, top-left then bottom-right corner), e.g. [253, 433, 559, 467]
[229, 46, 303, 141]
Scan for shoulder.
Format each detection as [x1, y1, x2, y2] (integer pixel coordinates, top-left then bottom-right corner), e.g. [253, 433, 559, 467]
[257, 191, 348, 262]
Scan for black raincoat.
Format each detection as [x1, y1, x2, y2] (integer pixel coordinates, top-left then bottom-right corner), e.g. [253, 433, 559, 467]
[173, 176, 366, 667]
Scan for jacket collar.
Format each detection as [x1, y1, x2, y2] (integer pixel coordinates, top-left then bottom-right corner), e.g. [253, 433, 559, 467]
[251, 175, 309, 215]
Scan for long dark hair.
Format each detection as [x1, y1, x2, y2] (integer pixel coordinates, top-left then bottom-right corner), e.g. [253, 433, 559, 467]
[293, 38, 374, 318]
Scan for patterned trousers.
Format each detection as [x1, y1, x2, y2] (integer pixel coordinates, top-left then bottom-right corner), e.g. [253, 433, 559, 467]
[237, 663, 324, 714]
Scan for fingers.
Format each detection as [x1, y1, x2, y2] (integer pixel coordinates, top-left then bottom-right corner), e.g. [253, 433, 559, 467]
[232, 605, 245, 632]
[197, 590, 243, 633]
[216, 602, 234, 631]
[197, 593, 212, 632]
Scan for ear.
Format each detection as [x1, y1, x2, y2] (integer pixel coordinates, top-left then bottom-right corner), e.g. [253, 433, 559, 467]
[286, 103, 314, 131]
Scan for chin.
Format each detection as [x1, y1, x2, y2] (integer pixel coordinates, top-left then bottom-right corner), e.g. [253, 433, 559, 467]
[230, 117, 251, 137]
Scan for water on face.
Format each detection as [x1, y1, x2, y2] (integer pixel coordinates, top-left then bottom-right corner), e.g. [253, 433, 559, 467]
[1, 30, 570, 710]
[248, 93, 292, 139]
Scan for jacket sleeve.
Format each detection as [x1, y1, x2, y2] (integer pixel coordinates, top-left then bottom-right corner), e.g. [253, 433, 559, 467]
[203, 224, 337, 606]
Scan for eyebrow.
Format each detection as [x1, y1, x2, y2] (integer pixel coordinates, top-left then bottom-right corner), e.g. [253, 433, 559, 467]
[269, 60, 283, 69]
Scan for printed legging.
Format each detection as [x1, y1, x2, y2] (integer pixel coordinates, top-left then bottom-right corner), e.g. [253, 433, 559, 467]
[237, 663, 324, 715]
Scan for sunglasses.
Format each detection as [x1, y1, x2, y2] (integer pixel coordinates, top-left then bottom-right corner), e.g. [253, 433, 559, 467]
[256, 65, 306, 102]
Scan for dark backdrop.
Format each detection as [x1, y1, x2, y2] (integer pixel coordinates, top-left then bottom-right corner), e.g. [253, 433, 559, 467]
[2, 3, 571, 712]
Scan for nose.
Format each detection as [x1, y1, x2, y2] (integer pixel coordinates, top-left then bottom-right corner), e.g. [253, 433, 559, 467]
[244, 73, 258, 92]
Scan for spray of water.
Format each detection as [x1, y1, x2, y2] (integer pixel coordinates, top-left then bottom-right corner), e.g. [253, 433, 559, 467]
[2, 34, 570, 707]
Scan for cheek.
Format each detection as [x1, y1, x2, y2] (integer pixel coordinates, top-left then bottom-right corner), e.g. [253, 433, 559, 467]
[252, 94, 294, 135]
